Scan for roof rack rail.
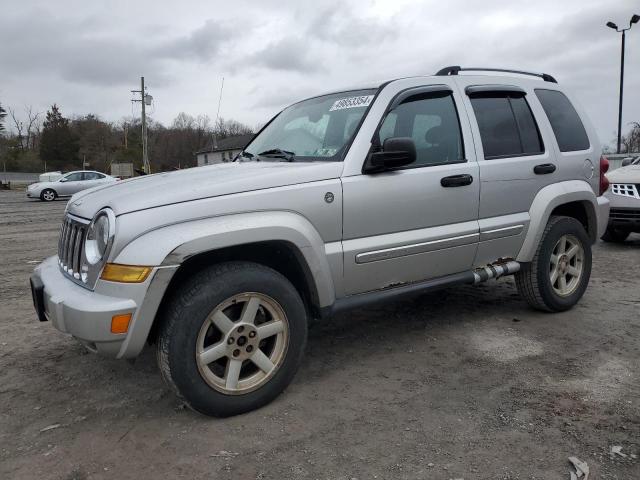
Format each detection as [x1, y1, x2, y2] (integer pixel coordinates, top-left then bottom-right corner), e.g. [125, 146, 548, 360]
[435, 66, 557, 83]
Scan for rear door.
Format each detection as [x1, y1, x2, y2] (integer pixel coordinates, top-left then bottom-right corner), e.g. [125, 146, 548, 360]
[457, 80, 556, 266]
[82, 172, 110, 190]
[341, 84, 480, 295]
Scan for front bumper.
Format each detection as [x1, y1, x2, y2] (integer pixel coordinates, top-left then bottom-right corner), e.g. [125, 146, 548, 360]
[608, 208, 640, 231]
[31, 256, 176, 358]
[605, 192, 640, 232]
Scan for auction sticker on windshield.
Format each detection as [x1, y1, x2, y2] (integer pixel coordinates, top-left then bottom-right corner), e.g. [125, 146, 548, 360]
[329, 95, 374, 111]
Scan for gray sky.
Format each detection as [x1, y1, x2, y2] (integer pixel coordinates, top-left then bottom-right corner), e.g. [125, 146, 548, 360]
[1, 0, 638, 148]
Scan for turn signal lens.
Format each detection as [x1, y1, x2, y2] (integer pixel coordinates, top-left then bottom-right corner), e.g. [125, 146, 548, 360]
[101, 264, 152, 283]
[111, 313, 132, 334]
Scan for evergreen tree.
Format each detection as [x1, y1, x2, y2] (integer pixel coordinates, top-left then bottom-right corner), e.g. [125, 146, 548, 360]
[40, 104, 79, 170]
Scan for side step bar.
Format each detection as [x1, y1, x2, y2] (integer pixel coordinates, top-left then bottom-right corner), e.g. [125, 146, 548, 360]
[325, 261, 520, 317]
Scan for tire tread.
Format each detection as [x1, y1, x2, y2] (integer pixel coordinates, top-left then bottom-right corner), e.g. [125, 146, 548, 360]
[515, 217, 565, 312]
[156, 261, 306, 416]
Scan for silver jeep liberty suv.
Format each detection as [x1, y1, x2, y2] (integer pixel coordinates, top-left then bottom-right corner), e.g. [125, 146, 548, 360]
[31, 66, 610, 416]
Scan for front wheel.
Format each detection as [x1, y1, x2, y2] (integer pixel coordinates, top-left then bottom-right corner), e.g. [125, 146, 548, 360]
[40, 189, 56, 202]
[515, 216, 592, 312]
[157, 261, 307, 417]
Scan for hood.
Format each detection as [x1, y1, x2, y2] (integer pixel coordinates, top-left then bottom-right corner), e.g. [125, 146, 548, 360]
[67, 161, 343, 219]
[606, 165, 640, 184]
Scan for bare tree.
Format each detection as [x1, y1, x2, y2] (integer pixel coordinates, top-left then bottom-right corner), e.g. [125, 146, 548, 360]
[171, 112, 196, 130]
[25, 106, 43, 150]
[7, 107, 25, 150]
[621, 122, 640, 153]
[6, 106, 42, 150]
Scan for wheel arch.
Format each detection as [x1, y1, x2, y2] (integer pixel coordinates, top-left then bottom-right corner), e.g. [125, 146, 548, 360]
[112, 211, 337, 354]
[517, 180, 599, 262]
[146, 240, 322, 348]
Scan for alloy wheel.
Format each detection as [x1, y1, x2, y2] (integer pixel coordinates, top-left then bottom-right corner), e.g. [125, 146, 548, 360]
[195, 292, 289, 395]
[549, 234, 584, 297]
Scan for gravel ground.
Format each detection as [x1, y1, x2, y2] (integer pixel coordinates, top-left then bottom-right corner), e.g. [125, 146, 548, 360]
[0, 189, 638, 480]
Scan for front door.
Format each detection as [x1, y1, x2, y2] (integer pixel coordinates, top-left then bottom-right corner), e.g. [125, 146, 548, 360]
[56, 172, 84, 196]
[341, 86, 480, 295]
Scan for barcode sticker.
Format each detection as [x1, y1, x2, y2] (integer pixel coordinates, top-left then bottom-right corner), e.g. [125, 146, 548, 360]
[329, 95, 374, 111]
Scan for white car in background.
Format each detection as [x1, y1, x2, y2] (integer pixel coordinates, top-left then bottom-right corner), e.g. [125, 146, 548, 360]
[27, 170, 118, 202]
[603, 157, 640, 242]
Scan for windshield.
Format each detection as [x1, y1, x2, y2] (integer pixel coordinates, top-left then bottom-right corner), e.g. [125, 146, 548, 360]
[244, 89, 377, 161]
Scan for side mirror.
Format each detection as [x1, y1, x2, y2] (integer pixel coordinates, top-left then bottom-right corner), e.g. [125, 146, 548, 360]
[59, 178, 68, 182]
[364, 137, 416, 173]
[621, 158, 633, 167]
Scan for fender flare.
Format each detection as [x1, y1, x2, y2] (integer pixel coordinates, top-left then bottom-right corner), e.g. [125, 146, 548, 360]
[516, 180, 598, 262]
[113, 211, 337, 308]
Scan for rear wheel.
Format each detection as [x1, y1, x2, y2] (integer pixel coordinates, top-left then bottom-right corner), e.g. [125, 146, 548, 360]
[601, 226, 629, 243]
[157, 261, 307, 417]
[515, 216, 592, 312]
[40, 189, 56, 202]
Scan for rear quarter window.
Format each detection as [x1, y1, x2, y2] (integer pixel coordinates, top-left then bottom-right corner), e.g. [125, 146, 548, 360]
[535, 89, 590, 152]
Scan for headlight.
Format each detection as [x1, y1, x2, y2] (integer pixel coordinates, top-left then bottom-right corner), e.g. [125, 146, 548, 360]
[84, 210, 114, 265]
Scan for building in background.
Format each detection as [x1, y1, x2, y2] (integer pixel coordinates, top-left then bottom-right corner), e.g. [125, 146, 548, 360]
[111, 162, 134, 179]
[195, 134, 254, 167]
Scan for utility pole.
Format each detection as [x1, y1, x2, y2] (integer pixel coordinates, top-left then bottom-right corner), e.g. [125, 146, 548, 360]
[606, 14, 639, 153]
[131, 76, 152, 173]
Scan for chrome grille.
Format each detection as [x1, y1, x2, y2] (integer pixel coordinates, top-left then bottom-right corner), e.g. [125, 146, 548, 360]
[58, 214, 90, 283]
[611, 183, 640, 199]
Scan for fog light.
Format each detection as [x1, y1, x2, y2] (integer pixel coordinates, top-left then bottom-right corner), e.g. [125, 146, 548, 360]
[101, 264, 152, 283]
[111, 313, 132, 334]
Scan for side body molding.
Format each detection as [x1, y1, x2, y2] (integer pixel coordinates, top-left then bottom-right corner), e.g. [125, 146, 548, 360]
[517, 180, 601, 262]
[113, 211, 337, 308]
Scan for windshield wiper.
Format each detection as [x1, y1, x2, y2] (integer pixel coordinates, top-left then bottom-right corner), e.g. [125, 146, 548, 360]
[257, 148, 296, 162]
[234, 151, 256, 162]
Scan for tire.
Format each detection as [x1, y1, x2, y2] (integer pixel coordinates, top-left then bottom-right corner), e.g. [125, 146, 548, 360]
[40, 189, 56, 202]
[157, 261, 307, 417]
[601, 226, 630, 243]
[515, 216, 592, 312]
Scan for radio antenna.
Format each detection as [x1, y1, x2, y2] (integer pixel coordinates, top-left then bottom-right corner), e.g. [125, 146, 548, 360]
[213, 77, 225, 148]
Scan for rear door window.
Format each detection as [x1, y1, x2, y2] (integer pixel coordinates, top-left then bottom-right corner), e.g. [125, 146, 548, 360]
[469, 93, 544, 159]
[535, 89, 590, 152]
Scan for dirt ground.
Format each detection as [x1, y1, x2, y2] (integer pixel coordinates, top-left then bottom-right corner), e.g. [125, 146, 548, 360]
[0, 189, 638, 480]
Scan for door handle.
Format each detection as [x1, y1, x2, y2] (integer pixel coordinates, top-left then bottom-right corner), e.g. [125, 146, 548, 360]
[440, 174, 473, 187]
[533, 163, 556, 175]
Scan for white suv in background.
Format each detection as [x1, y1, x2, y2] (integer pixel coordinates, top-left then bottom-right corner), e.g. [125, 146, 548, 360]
[603, 158, 640, 242]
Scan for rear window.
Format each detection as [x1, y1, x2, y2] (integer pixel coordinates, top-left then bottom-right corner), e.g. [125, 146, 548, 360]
[535, 89, 590, 152]
[470, 93, 543, 159]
